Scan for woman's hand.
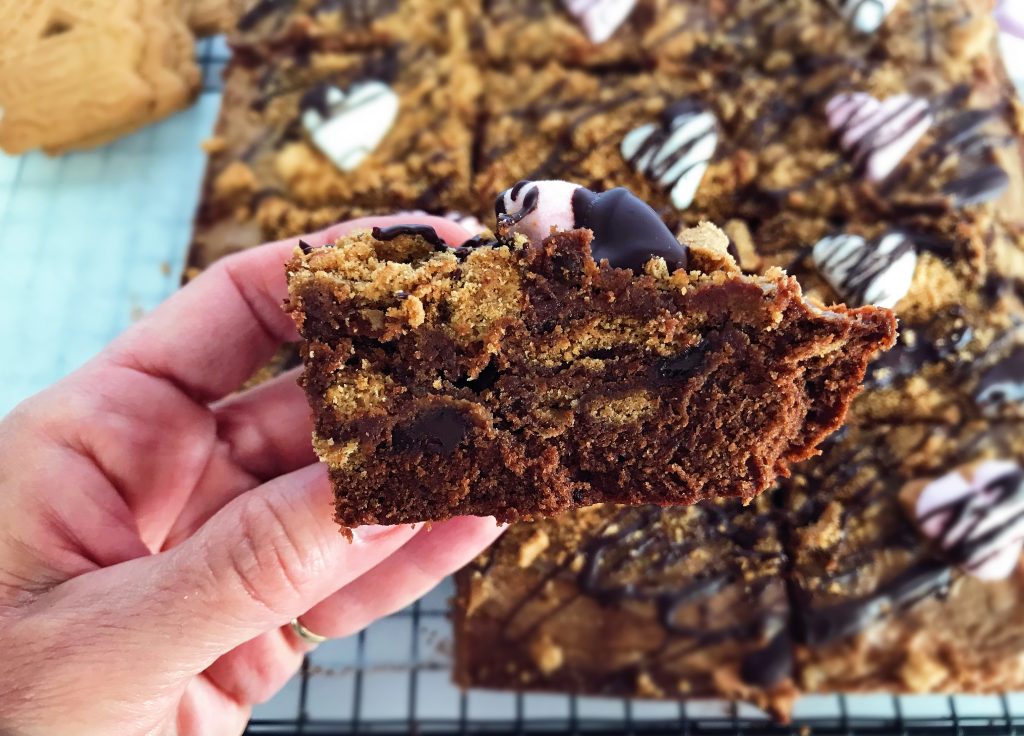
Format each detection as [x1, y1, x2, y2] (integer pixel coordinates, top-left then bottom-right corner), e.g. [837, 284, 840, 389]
[0, 215, 503, 736]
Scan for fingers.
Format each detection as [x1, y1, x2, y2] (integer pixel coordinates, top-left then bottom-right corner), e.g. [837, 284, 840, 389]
[177, 676, 251, 736]
[99, 215, 472, 404]
[166, 463, 422, 669]
[293, 516, 504, 640]
[197, 515, 503, 707]
[160, 368, 316, 550]
[203, 628, 304, 707]
[212, 368, 315, 481]
[29, 463, 422, 683]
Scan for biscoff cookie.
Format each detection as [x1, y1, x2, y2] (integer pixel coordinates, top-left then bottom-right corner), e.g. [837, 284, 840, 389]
[0, 0, 200, 154]
[184, 0, 237, 35]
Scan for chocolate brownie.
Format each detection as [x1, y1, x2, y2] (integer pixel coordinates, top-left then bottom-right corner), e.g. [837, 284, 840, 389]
[189, 44, 478, 269]
[285, 183, 895, 526]
[787, 421, 1024, 695]
[453, 498, 798, 719]
[455, 421, 1024, 714]
[228, 0, 474, 54]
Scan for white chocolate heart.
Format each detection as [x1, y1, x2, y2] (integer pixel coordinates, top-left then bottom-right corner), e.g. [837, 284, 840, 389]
[621, 103, 717, 210]
[811, 231, 917, 308]
[830, 0, 899, 33]
[826, 92, 933, 182]
[562, 0, 637, 43]
[301, 81, 399, 172]
[913, 460, 1024, 581]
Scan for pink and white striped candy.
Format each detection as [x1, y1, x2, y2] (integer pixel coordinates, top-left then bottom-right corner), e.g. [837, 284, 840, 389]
[826, 92, 933, 183]
[562, 0, 637, 43]
[915, 460, 1024, 581]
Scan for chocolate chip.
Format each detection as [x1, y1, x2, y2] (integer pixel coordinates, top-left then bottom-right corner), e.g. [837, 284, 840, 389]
[391, 407, 473, 455]
[657, 342, 710, 379]
[298, 239, 315, 254]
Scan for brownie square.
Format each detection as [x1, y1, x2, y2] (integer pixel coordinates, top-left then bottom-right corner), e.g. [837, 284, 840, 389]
[228, 0, 476, 54]
[285, 206, 895, 526]
[453, 498, 798, 719]
[784, 421, 1024, 695]
[189, 45, 478, 269]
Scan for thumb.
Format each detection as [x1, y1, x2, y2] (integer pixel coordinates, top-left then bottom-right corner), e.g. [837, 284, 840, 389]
[29, 464, 420, 680]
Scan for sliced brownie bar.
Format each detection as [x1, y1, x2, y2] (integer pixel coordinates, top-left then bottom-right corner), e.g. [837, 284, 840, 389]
[285, 183, 895, 525]
[785, 420, 1024, 695]
[452, 498, 798, 719]
[189, 44, 478, 270]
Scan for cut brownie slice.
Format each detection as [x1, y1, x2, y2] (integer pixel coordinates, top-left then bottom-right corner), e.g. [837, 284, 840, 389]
[285, 182, 895, 525]
[453, 498, 798, 718]
[228, 0, 474, 54]
[189, 45, 478, 269]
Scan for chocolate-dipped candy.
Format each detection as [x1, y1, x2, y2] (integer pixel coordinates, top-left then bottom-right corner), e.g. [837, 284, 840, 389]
[620, 101, 717, 211]
[826, 93, 933, 182]
[300, 80, 399, 172]
[903, 461, 1024, 581]
[811, 231, 917, 308]
[828, 0, 898, 33]
[561, 0, 637, 43]
[495, 180, 688, 272]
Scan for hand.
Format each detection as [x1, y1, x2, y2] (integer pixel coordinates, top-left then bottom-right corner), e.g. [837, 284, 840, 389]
[0, 216, 503, 736]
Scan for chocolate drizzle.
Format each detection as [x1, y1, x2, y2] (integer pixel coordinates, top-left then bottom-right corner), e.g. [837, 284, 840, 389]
[975, 345, 1024, 413]
[800, 559, 951, 646]
[313, 0, 399, 23]
[866, 308, 972, 388]
[570, 187, 688, 272]
[236, 0, 293, 30]
[943, 164, 1010, 207]
[918, 467, 1024, 576]
[573, 505, 791, 687]
[372, 224, 448, 249]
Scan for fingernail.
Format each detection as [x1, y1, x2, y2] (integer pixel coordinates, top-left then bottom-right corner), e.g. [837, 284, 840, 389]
[350, 523, 418, 542]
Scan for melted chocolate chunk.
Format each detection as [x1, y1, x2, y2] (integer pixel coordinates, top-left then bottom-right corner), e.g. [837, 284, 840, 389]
[392, 407, 473, 455]
[372, 224, 448, 250]
[571, 187, 688, 273]
[657, 341, 710, 379]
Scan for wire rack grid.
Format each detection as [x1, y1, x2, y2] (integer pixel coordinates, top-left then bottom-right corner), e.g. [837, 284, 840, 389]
[2, 32, 1024, 736]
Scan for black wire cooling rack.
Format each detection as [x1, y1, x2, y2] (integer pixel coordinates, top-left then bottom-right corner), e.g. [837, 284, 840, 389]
[240, 578, 1024, 736]
[185, 36, 1024, 736]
